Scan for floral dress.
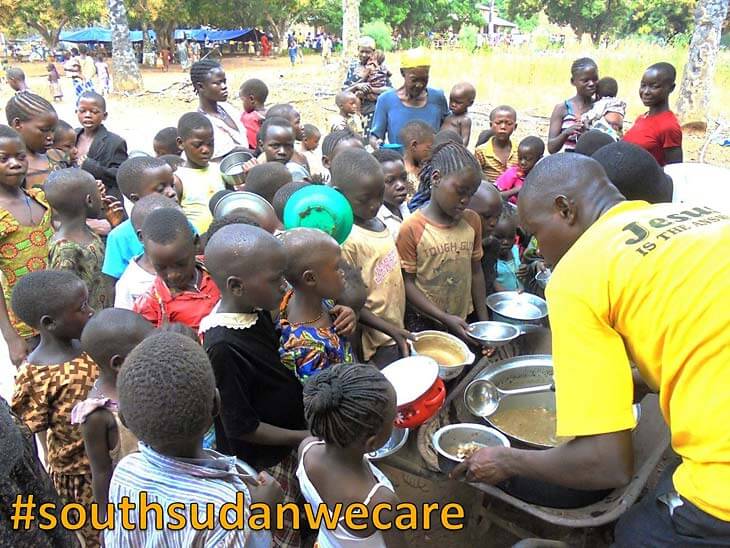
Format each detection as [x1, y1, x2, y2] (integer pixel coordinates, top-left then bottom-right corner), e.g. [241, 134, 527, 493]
[0, 189, 53, 339]
[278, 290, 353, 382]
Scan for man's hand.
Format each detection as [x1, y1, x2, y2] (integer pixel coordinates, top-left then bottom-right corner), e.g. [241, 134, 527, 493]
[450, 446, 513, 484]
[331, 305, 356, 338]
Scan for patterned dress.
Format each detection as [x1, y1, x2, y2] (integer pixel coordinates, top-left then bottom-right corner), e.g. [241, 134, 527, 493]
[0, 189, 54, 339]
[12, 353, 99, 548]
[49, 234, 108, 311]
[278, 290, 353, 382]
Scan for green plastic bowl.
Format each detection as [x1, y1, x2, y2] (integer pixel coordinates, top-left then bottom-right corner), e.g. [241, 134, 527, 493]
[282, 186, 354, 244]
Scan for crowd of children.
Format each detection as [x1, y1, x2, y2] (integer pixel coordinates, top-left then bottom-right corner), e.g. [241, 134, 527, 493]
[0, 51, 695, 547]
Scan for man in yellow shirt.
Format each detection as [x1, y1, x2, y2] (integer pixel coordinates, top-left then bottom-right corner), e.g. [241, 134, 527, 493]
[453, 154, 730, 544]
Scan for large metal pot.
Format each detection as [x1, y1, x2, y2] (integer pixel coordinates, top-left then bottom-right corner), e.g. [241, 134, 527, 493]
[486, 292, 548, 333]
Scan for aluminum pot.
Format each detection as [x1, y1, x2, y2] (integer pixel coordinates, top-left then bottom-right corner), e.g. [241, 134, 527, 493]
[410, 330, 475, 381]
[219, 150, 255, 188]
[486, 291, 548, 332]
[367, 428, 409, 460]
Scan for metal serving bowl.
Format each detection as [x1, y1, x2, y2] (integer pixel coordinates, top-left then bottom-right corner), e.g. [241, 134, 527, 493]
[367, 428, 409, 460]
[219, 150, 255, 188]
[410, 330, 475, 381]
[487, 291, 548, 331]
[213, 191, 280, 233]
[467, 321, 521, 347]
[432, 423, 510, 473]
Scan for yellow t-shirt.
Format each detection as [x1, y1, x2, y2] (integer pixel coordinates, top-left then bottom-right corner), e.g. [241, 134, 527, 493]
[397, 209, 483, 320]
[177, 164, 225, 234]
[341, 224, 406, 360]
[474, 138, 517, 183]
[547, 200, 730, 520]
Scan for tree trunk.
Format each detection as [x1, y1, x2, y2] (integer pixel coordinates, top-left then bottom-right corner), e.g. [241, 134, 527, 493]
[341, 0, 360, 60]
[108, 0, 144, 93]
[676, 0, 730, 130]
[29, 19, 67, 50]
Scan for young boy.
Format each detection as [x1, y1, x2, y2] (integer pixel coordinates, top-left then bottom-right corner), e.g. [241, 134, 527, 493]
[331, 91, 364, 137]
[175, 112, 225, 234]
[373, 148, 410, 240]
[397, 142, 488, 341]
[134, 207, 220, 332]
[152, 126, 180, 157]
[468, 181, 504, 296]
[239, 78, 268, 150]
[44, 168, 111, 311]
[11, 270, 99, 548]
[114, 194, 179, 309]
[399, 120, 435, 195]
[493, 205, 522, 292]
[334, 148, 411, 367]
[495, 136, 545, 205]
[440, 82, 476, 147]
[623, 62, 683, 166]
[475, 105, 518, 182]
[244, 162, 292, 204]
[258, 116, 310, 181]
[202, 224, 309, 548]
[279, 228, 354, 381]
[108, 331, 279, 547]
[75, 91, 129, 200]
[5, 67, 28, 93]
[102, 156, 178, 282]
[297, 123, 323, 179]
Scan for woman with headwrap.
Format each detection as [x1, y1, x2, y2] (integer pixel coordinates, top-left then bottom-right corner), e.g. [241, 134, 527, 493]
[369, 47, 449, 147]
[342, 36, 392, 133]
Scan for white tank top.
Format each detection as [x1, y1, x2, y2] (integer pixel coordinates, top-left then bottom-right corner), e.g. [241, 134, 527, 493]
[296, 440, 395, 548]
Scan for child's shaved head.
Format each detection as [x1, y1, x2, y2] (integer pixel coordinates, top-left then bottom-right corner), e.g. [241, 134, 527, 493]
[450, 82, 476, 102]
[490, 105, 517, 121]
[280, 228, 340, 286]
[335, 91, 358, 108]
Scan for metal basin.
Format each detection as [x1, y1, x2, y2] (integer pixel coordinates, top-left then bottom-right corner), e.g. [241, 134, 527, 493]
[487, 292, 548, 332]
[467, 321, 521, 347]
[220, 150, 255, 188]
[432, 423, 509, 473]
[367, 428, 409, 460]
[213, 191, 280, 233]
[411, 330, 475, 380]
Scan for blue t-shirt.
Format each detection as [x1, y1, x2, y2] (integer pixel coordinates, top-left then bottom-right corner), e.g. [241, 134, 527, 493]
[370, 87, 449, 145]
[102, 219, 143, 279]
[496, 245, 523, 291]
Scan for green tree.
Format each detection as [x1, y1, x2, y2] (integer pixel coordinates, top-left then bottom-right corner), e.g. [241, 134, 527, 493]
[621, 0, 695, 40]
[361, 0, 482, 38]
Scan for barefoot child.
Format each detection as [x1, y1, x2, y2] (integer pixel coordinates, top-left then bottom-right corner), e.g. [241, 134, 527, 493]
[331, 91, 364, 137]
[298, 364, 407, 548]
[475, 105, 518, 182]
[134, 207, 220, 332]
[114, 194, 179, 309]
[297, 124, 323, 179]
[397, 142, 488, 341]
[441, 82, 476, 146]
[239, 78, 268, 150]
[373, 148, 410, 240]
[334, 149, 411, 367]
[45, 168, 119, 310]
[11, 270, 98, 547]
[279, 228, 355, 382]
[75, 91, 128, 200]
[399, 120, 435, 195]
[495, 136, 545, 205]
[623, 62, 683, 166]
[493, 205, 522, 292]
[102, 156, 178, 282]
[202, 224, 309, 548]
[5, 92, 59, 188]
[71, 309, 154, 520]
[175, 112, 225, 234]
[108, 332, 279, 547]
[0, 126, 54, 366]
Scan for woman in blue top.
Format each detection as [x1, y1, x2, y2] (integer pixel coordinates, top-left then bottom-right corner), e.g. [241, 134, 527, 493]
[369, 48, 449, 148]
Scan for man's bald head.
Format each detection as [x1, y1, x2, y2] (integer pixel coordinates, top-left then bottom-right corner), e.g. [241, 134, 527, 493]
[519, 153, 624, 265]
[280, 228, 340, 286]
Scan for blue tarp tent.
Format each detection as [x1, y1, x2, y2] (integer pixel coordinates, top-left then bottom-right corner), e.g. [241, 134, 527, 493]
[174, 28, 261, 42]
[59, 27, 155, 43]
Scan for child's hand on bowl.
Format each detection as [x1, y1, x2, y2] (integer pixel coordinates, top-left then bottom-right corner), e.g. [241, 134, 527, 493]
[443, 314, 471, 342]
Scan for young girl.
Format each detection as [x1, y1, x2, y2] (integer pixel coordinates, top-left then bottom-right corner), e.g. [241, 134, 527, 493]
[298, 364, 406, 548]
[494, 205, 522, 292]
[71, 309, 153, 521]
[547, 58, 598, 154]
[0, 125, 54, 366]
[47, 62, 63, 102]
[279, 228, 355, 382]
[10, 270, 98, 548]
[5, 92, 60, 188]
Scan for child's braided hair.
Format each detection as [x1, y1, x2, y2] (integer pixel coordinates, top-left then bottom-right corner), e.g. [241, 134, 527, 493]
[5, 92, 56, 124]
[303, 364, 393, 448]
[430, 141, 481, 178]
[190, 59, 221, 93]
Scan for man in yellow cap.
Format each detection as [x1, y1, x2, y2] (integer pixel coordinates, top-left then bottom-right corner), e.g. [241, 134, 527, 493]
[369, 47, 448, 148]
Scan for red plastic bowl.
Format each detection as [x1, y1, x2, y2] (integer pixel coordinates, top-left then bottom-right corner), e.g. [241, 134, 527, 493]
[394, 377, 446, 429]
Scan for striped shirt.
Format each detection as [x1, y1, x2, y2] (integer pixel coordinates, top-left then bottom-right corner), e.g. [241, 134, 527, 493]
[106, 444, 271, 547]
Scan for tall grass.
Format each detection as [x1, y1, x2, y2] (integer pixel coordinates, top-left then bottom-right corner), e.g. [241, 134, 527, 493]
[385, 40, 730, 122]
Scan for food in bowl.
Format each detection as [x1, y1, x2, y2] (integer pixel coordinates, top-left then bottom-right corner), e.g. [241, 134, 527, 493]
[489, 407, 572, 447]
[413, 333, 464, 366]
[432, 424, 510, 473]
[455, 441, 487, 460]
